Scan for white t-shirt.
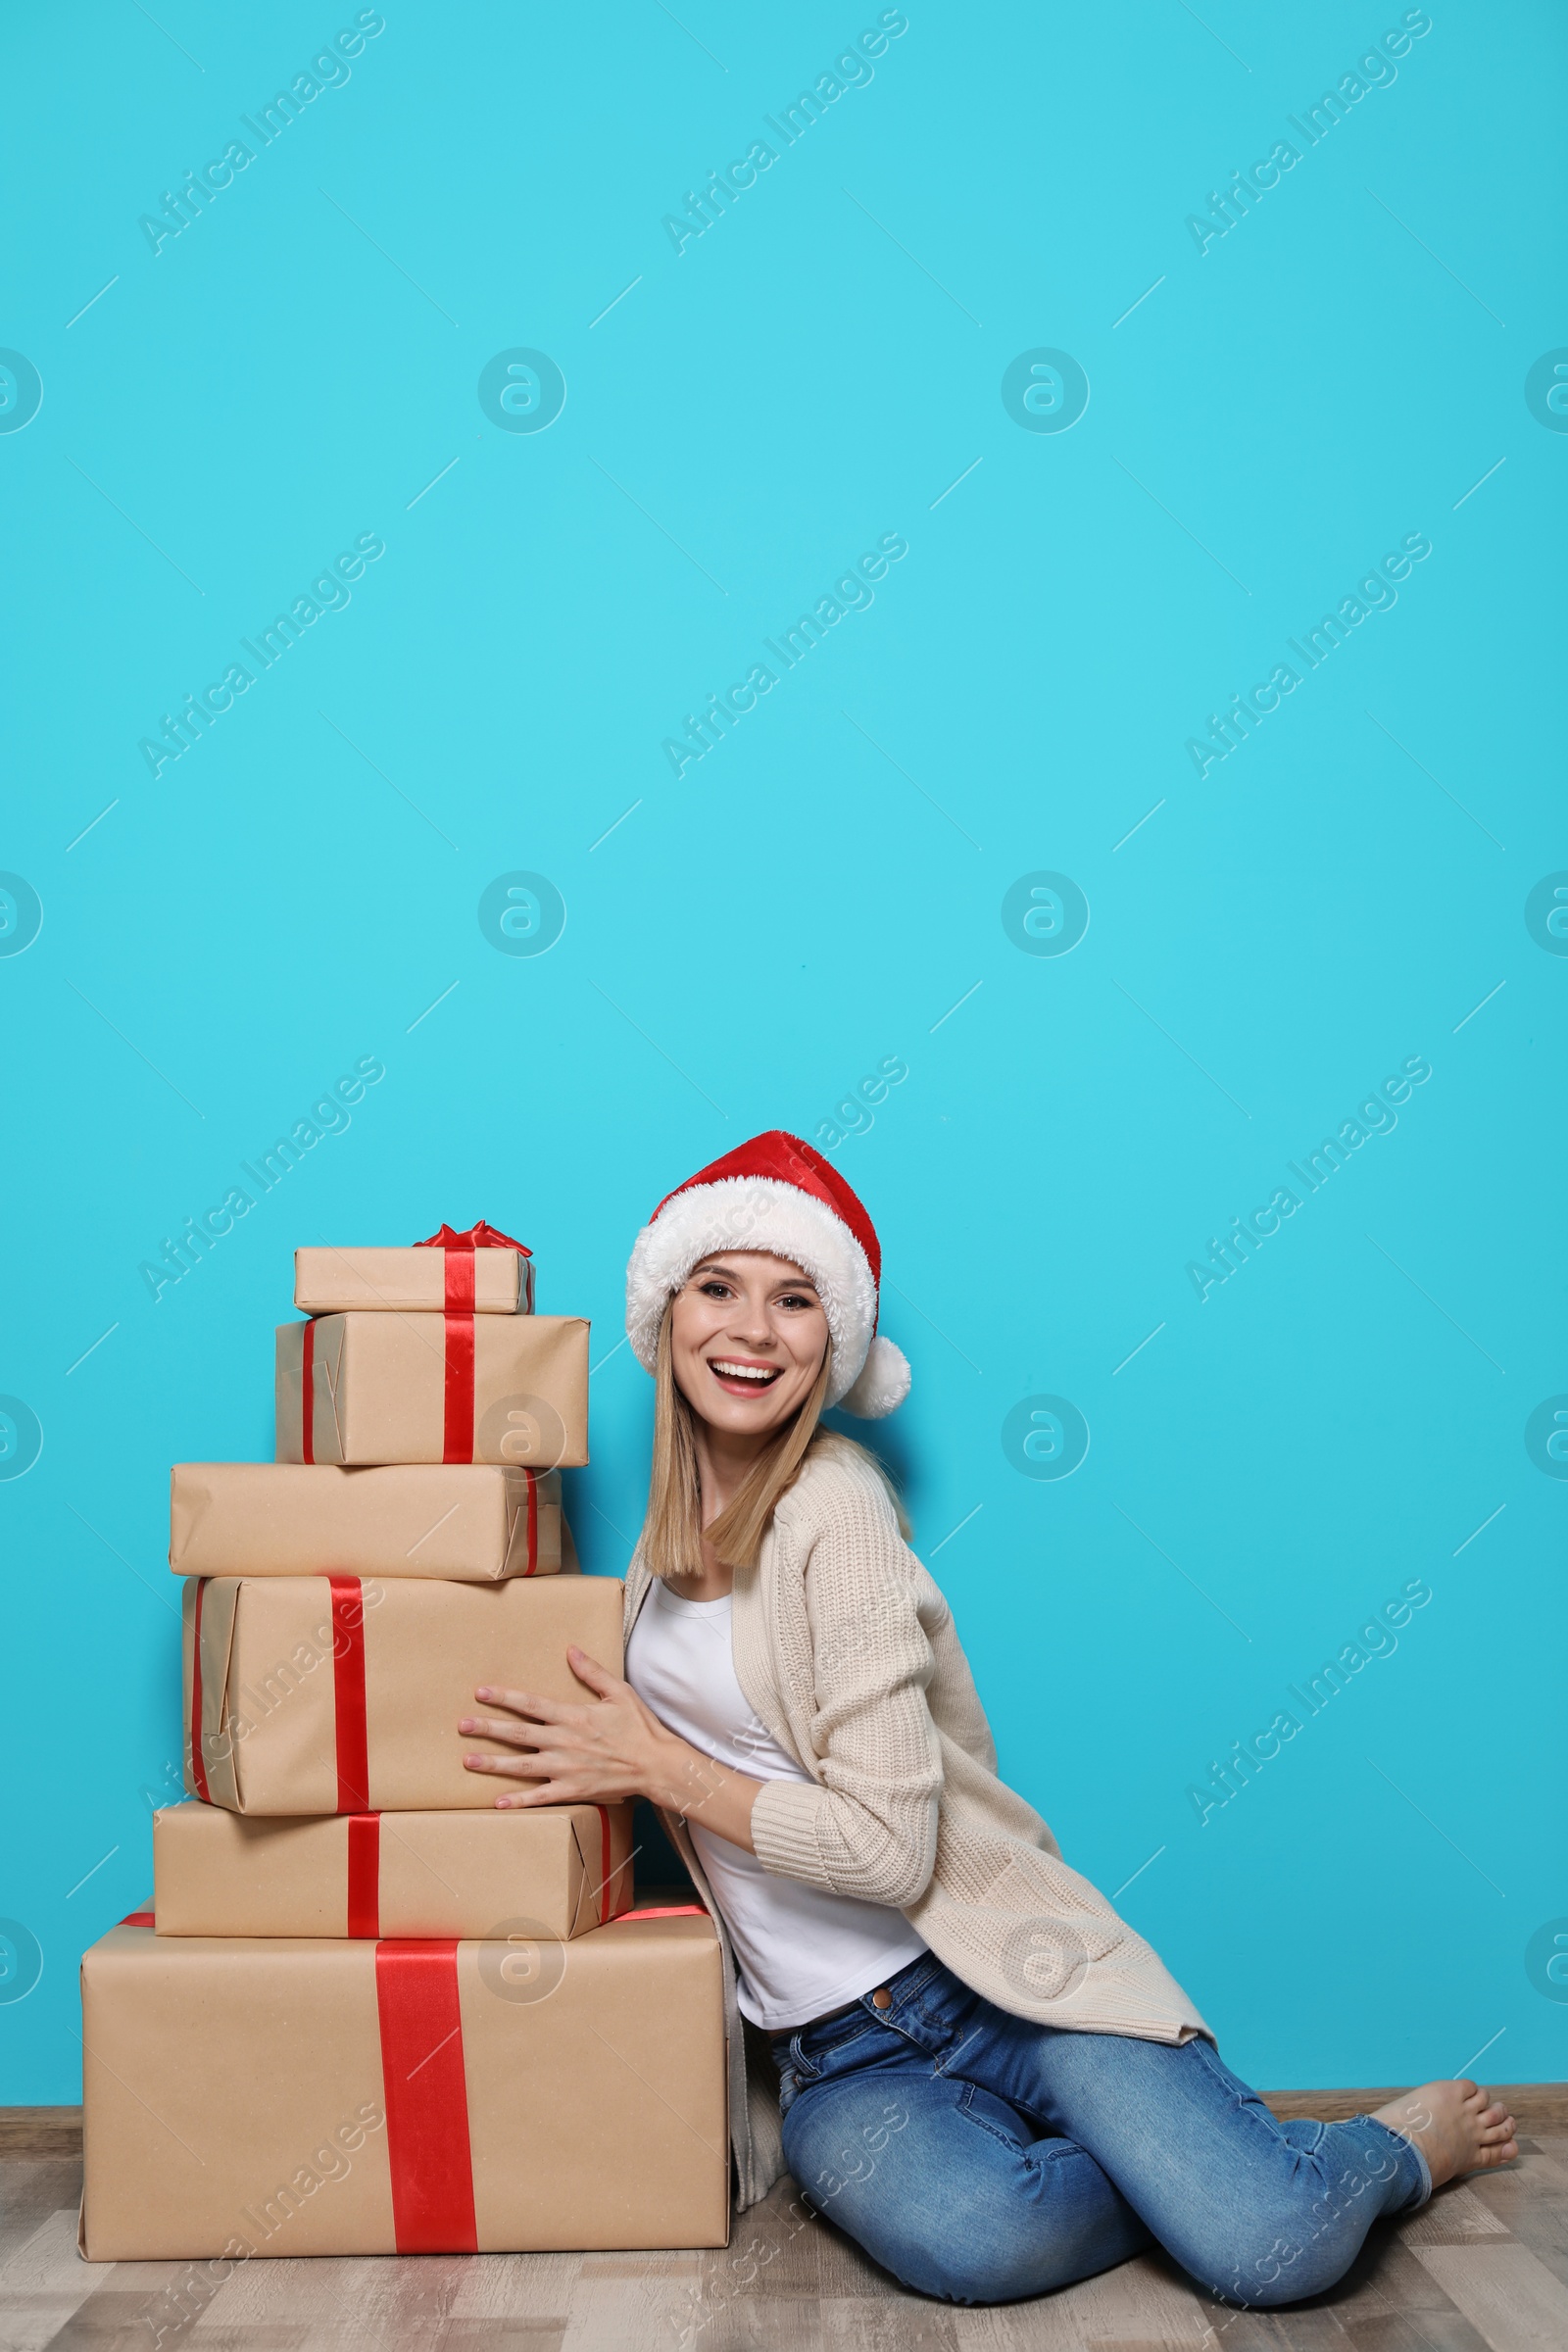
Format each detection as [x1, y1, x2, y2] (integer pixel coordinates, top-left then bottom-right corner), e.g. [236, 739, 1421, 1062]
[625, 1579, 927, 2030]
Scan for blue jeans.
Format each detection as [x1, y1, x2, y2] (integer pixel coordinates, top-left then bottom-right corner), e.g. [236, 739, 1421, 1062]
[772, 1954, 1429, 2308]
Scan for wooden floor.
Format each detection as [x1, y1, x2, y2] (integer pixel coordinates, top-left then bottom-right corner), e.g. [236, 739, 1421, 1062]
[5, 2135, 1568, 2351]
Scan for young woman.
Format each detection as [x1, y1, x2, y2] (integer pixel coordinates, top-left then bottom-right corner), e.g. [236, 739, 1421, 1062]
[460, 1133, 1516, 2308]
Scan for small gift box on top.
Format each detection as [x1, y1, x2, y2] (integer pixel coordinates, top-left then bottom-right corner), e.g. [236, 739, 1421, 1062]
[294, 1221, 535, 1316]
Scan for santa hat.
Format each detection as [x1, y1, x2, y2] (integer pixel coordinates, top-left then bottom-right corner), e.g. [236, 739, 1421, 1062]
[625, 1131, 910, 1418]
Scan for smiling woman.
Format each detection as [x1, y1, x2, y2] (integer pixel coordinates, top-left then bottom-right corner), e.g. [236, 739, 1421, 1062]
[456, 1132, 1517, 2309]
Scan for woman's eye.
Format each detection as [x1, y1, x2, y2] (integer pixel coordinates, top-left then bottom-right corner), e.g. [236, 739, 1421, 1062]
[778, 1294, 814, 1311]
[700, 1282, 731, 1299]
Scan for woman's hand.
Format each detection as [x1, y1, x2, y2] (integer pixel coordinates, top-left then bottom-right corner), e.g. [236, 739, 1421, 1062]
[459, 1646, 762, 1850]
[460, 1646, 671, 1806]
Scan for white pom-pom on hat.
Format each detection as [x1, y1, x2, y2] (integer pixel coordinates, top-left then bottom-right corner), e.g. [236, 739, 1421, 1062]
[836, 1334, 911, 1420]
[624, 1131, 909, 1417]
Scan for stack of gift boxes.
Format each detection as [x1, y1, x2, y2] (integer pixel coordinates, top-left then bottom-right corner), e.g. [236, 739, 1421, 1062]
[79, 1225, 728, 2261]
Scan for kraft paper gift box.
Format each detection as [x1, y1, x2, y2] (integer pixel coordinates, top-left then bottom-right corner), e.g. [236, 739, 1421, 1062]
[79, 1909, 728, 2257]
[294, 1225, 535, 1316]
[170, 1462, 569, 1581]
[153, 1800, 635, 1938]
[275, 1313, 590, 1468]
[182, 1571, 623, 1814]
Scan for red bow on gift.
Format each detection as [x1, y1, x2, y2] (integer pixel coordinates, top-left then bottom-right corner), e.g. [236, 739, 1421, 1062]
[415, 1220, 532, 1257]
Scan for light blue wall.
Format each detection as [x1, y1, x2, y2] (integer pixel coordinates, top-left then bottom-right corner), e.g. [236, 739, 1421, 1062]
[3, 1, 1564, 2102]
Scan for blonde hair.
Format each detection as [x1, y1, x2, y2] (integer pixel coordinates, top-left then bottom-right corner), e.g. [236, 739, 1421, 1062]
[641, 1305, 907, 1581]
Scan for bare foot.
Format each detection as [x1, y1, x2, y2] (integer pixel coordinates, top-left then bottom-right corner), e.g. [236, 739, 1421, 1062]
[1373, 2080, 1518, 2189]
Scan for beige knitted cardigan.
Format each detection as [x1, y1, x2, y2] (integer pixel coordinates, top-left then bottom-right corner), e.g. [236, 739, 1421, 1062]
[623, 1437, 1209, 2211]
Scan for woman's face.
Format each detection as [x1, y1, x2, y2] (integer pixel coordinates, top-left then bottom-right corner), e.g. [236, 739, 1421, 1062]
[668, 1252, 829, 1440]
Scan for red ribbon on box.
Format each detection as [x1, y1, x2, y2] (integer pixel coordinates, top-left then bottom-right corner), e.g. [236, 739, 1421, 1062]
[373, 1900, 698, 2251]
[415, 1221, 533, 1463]
[300, 1319, 317, 1464]
[328, 1576, 370, 1814]
[520, 1466, 539, 1574]
[347, 1813, 380, 1936]
[188, 1578, 213, 1802]
[375, 1940, 479, 2253]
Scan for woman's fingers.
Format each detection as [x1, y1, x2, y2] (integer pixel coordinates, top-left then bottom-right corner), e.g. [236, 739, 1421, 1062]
[462, 1748, 567, 1780]
[463, 1753, 607, 1806]
[494, 1783, 583, 1809]
[472, 1685, 572, 1724]
[458, 1714, 553, 1748]
[565, 1645, 622, 1698]
[462, 1744, 605, 1787]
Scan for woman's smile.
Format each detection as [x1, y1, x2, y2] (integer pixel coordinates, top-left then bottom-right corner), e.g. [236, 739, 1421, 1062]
[707, 1354, 785, 1396]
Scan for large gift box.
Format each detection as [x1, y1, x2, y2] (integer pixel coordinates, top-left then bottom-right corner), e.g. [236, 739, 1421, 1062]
[182, 1572, 623, 1814]
[294, 1222, 535, 1316]
[275, 1313, 589, 1467]
[80, 1909, 727, 2257]
[170, 1462, 568, 1581]
[154, 1800, 634, 1938]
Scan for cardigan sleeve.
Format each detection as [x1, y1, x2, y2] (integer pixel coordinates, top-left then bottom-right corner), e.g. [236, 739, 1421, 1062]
[748, 1460, 943, 1909]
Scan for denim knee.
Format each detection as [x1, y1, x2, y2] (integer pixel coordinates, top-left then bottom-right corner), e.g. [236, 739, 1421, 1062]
[793, 2177, 1068, 2308]
[785, 2082, 1149, 2307]
[1182, 2129, 1415, 2309]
